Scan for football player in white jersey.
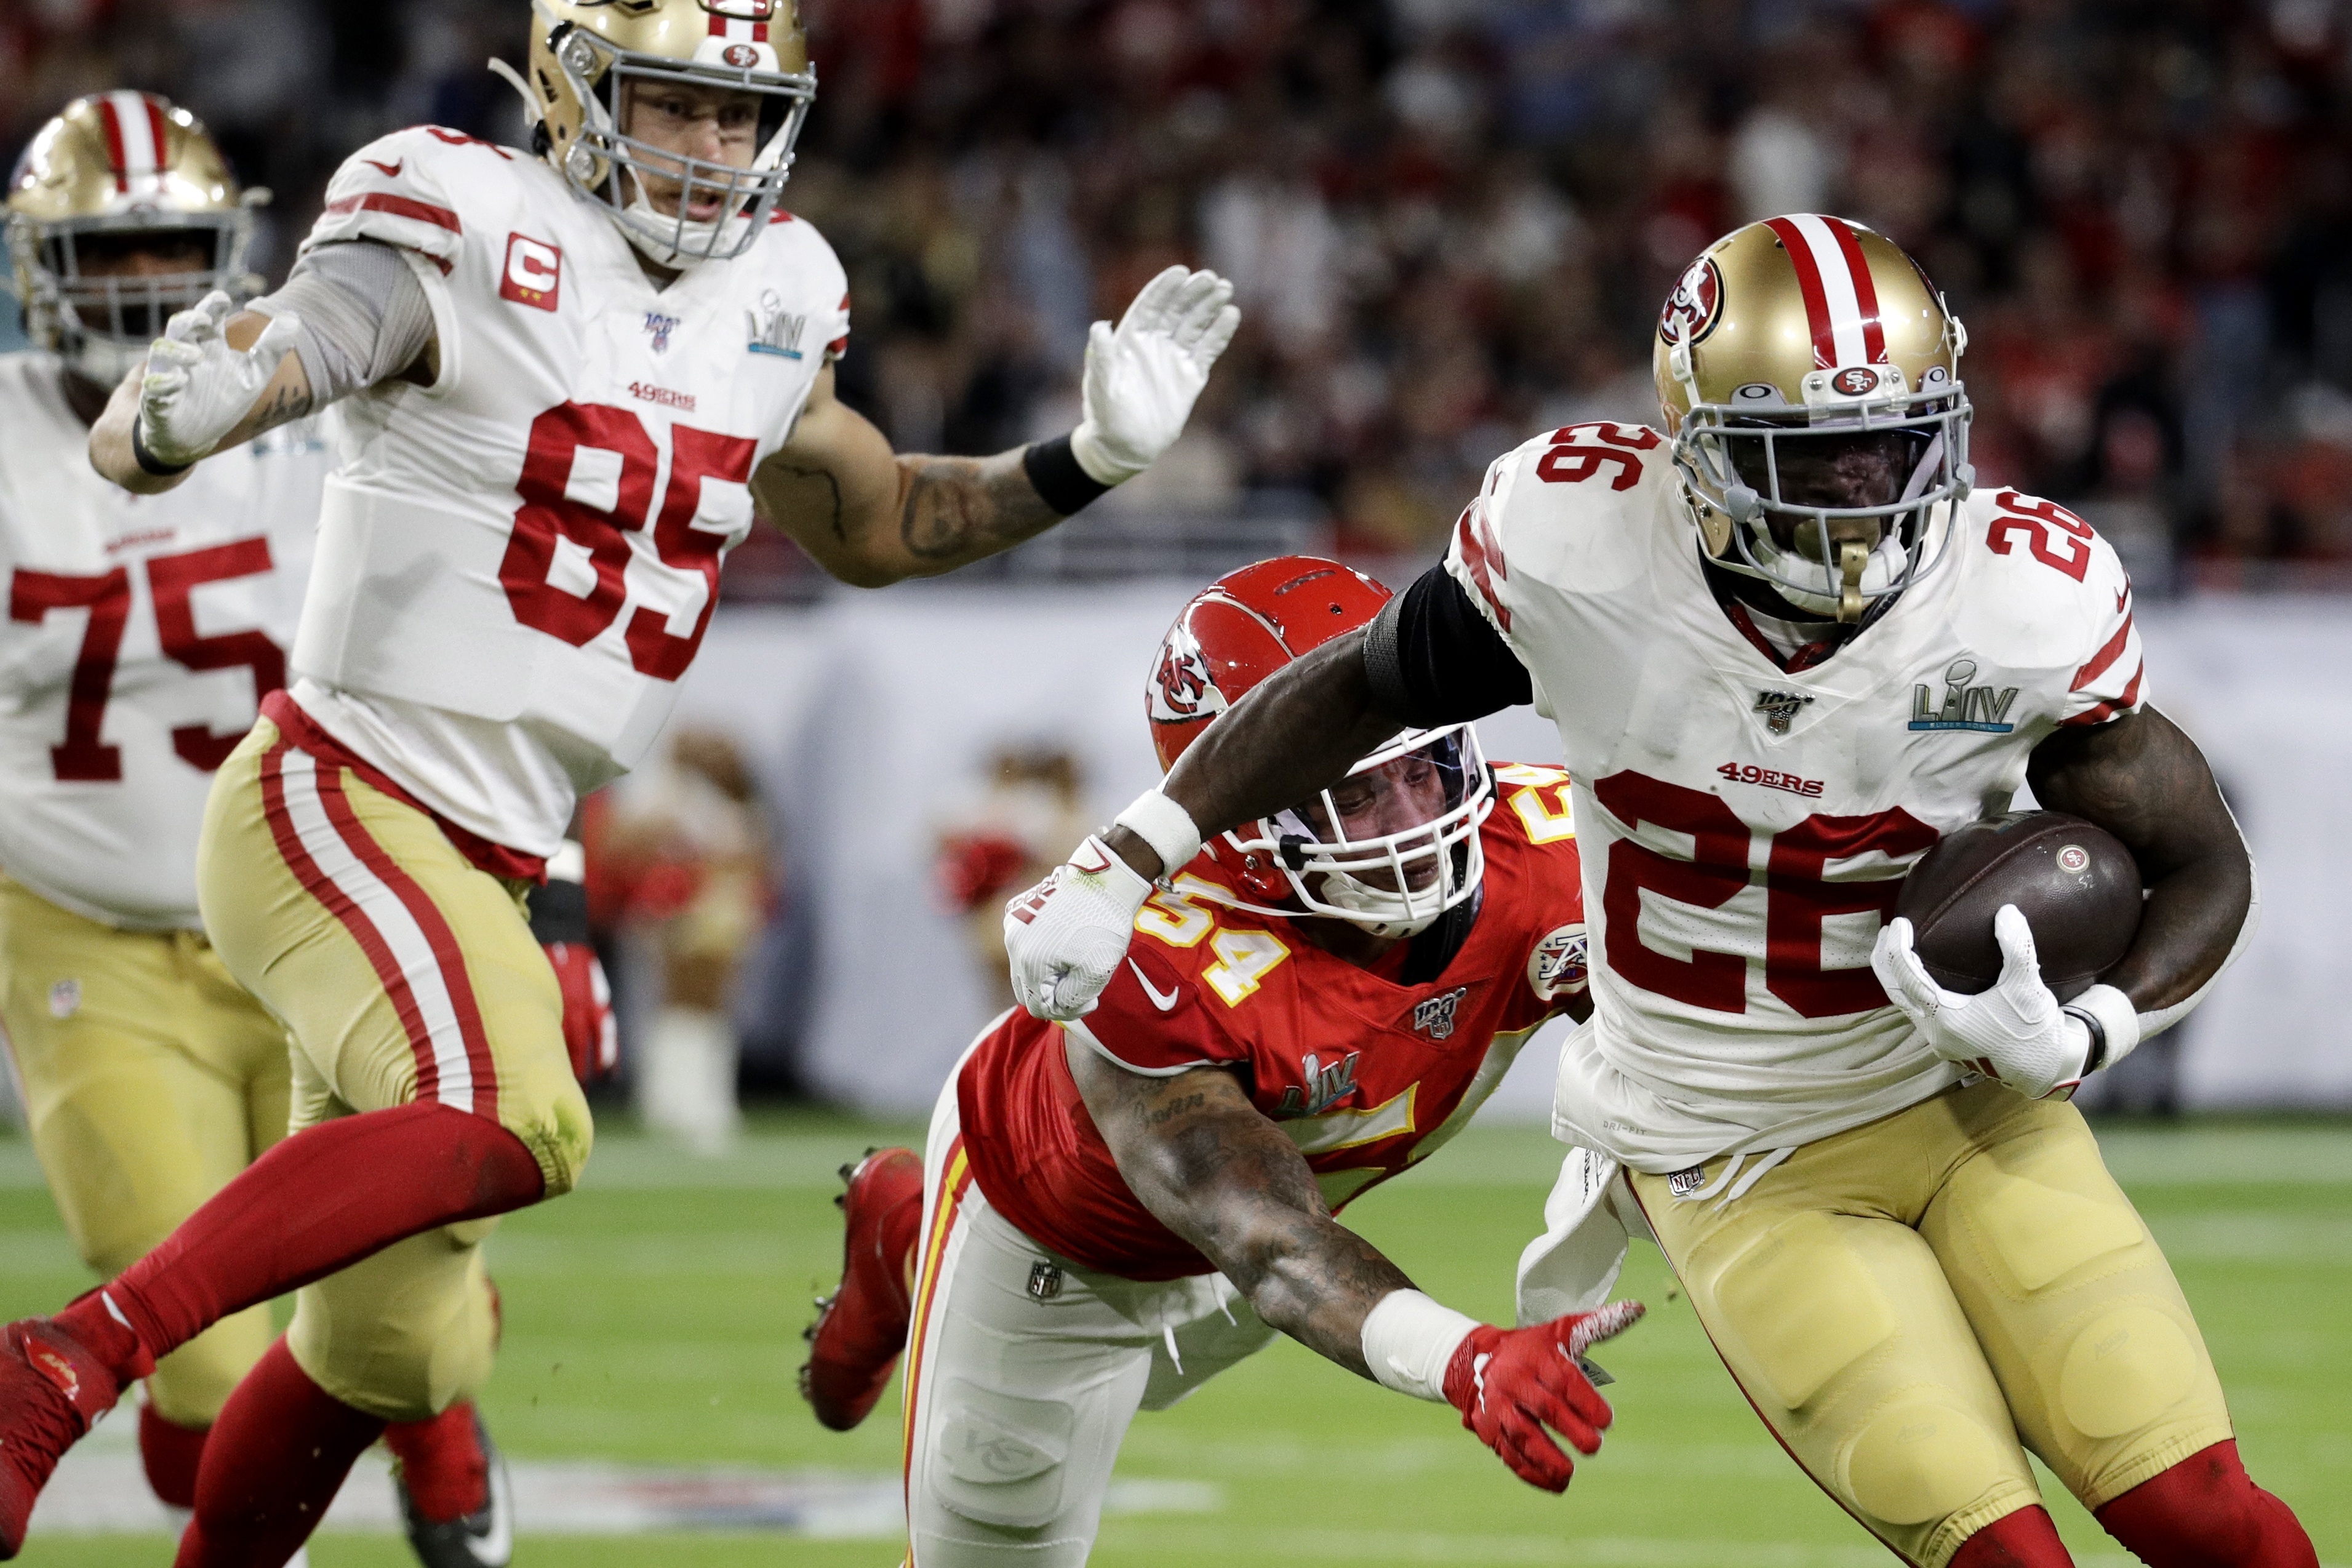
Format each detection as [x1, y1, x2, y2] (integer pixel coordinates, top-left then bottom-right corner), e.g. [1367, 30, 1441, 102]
[1, 94, 524, 1567]
[1004, 216, 2317, 1568]
[0, 4, 1237, 1561]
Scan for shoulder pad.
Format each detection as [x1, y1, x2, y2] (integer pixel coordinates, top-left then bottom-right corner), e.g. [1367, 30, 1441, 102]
[303, 126, 519, 268]
[1950, 487, 2136, 676]
[1445, 422, 1672, 629]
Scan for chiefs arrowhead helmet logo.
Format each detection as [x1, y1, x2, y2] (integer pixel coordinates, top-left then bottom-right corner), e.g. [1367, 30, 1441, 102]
[1148, 622, 1226, 726]
[1658, 255, 1724, 348]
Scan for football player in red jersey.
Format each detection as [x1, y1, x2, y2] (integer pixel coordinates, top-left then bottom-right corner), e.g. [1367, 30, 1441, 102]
[803, 558, 1642, 1567]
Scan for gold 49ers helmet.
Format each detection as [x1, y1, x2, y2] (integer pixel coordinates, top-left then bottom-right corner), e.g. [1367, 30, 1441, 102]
[1654, 214, 1974, 622]
[5, 92, 265, 388]
[494, 0, 815, 269]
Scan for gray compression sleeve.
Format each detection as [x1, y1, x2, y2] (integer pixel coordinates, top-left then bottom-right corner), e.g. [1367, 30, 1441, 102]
[249, 240, 435, 407]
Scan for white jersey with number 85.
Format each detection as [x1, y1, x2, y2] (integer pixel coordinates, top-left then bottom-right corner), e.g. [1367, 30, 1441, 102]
[285, 125, 849, 858]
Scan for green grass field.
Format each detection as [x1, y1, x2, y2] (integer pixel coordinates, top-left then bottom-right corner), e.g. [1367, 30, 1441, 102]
[2, 1111, 2346, 1566]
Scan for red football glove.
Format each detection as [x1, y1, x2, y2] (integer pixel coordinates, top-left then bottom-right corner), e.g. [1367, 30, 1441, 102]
[545, 940, 617, 1084]
[1442, 1301, 1644, 1492]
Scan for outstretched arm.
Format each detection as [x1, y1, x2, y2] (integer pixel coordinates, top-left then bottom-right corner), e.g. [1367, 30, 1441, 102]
[1065, 1033, 1641, 1493]
[94, 242, 438, 494]
[751, 365, 1076, 588]
[753, 265, 1238, 590]
[1066, 1039, 1411, 1375]
[90, 308, 311, 494]
[2026, 705, 2253, 1013]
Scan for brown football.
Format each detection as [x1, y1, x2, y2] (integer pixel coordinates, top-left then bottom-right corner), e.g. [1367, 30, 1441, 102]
[1894, 811, 2142, 999]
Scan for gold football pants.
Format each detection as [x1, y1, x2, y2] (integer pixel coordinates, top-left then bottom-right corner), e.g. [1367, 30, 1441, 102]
[0, 876, 287, 1429]
[1631, 1080, 2231, 1568]
[196, 717, 593, 1420]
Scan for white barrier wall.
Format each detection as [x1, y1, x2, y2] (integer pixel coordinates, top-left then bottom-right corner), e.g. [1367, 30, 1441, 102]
[676, 589, 2352, 1118]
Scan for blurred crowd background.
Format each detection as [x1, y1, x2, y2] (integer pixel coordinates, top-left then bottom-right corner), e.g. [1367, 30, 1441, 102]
[8, 0, 2351, 1123]
[12, 0, 2352, 590]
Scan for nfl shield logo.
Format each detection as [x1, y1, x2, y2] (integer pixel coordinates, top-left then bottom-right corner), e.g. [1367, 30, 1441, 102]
[1026, 1262, 1063, 1302]
[1412, 986, 1468, 1041]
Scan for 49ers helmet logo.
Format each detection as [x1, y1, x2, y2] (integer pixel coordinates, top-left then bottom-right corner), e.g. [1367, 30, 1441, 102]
[1657, 255, 1724, 347]
[1148, 622, 1226, 725]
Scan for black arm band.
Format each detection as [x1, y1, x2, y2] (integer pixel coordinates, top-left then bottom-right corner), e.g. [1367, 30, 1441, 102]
[130, 416, 193, 478]
[1366, 565, 1534, 727]
[1022, 433, 1113, 516]
[2064, 1004, 2109, 1074]
[526, 876, 591, 946]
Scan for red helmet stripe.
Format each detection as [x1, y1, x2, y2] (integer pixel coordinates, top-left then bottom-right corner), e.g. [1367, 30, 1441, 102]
[1823, 217, 1889, 364]
[1761, 215, 1836, 370]
[142, 97, 170, 177]
[1767, 213, 1887, 370]
[95, 95, 130, 193]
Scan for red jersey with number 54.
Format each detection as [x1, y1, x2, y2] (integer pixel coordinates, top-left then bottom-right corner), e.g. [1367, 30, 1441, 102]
[281, 126, 850, 858]
[957, 773, 1589, 1281]
[0, 353, 326, 930]
[1445, 421, 2145, 1172]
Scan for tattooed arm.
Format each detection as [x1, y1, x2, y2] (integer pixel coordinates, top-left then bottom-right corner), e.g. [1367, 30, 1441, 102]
[1064, 1034, 1415, 1378]
[89, 311, 319, 494]
[2027, 705, 2254, 1011]
[752, 364, 1073, 589]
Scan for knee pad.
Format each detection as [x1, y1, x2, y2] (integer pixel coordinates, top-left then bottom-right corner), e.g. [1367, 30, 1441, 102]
[1711, 1213, 1898, 1410]
[2057, 1305, 2196, 1439]
[929, 1378, 1076, 1530]
[1842, 1399, 2012, 1529]
[508, 1070, 595, 1198]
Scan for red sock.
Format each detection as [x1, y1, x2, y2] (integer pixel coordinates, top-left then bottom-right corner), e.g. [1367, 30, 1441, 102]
[1949, 1506, 2074, 1568]
[54, 1103, 543, 1380]
[174, 1338, 385, 1568]
[2095, 1440, 2318, 1568]
[383, 1401, 489, 1524]
[138, 1402, 207, 1510]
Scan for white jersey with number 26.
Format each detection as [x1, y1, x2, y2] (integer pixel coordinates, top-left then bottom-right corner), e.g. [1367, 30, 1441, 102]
[1446, 422, 2145, 1171]
[285, 125, 849, 858]
[0, 352, 326, 930]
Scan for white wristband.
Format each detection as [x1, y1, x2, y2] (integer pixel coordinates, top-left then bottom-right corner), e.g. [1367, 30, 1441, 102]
[1111, 788, 1203, 879]
[1360, 1289, 1479, 1404]
[2068, 982, 2143, 1074]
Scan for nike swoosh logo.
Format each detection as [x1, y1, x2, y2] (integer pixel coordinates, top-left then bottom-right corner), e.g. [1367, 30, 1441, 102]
[1129, 959, 1182, 1013]
[363, 158, 404, 178]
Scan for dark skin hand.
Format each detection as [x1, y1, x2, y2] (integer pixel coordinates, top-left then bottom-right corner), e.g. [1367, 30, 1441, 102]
[1066, 1041, 1415, 1379]
[1106, 634, 2251, 1017]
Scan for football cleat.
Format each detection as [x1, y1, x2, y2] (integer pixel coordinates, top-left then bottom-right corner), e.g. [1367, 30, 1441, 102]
[390, 1406, 513, 1568]
[0, 1318, 125, 1558]
[800, 1146, 923, 1432]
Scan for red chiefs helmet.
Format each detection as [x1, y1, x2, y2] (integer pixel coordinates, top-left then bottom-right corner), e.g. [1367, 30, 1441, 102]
[1145, 557, 1493, 939]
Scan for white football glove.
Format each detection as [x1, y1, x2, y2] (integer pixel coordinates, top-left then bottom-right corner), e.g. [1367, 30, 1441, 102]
[1873, 906, 2138, 1100]
[1004, 836, 1154, 1022]
[1069, 265, 1241, 486]
[137, 290, 303, 468]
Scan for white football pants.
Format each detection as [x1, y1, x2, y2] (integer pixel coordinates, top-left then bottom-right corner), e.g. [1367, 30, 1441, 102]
[902, 1075, 1277, 1566]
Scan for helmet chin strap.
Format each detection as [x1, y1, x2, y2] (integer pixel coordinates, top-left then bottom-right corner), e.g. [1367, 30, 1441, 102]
[1314, 870, 1445, 939]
